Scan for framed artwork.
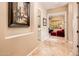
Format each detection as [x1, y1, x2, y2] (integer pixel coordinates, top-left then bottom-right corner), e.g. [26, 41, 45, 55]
[43, 18, 47, 26]
[8, 2, 30, 27]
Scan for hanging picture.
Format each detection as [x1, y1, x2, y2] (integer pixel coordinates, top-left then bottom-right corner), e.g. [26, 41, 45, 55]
[8, 2, 30, 27]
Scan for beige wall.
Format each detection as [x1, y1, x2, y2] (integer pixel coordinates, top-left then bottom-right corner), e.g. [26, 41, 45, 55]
[47, 5, 67, 14]
[0, 2, 39, 55]
[67, 3, 73, 41]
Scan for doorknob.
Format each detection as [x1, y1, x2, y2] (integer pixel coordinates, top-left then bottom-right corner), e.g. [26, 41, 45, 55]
[77, 30, 79, 33]
[77, 45, 79, 48]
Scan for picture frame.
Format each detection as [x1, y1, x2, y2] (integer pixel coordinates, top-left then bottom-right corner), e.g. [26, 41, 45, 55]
[8, 2, 30, 27]
[43, 18, 47, 26]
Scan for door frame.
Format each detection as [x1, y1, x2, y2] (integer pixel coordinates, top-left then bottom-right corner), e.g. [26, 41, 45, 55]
[37, 8, 42, 41]
[77, 2, 79, 55]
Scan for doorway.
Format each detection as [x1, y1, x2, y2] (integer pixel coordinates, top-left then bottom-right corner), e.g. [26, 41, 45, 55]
[48, 12, 67, 40]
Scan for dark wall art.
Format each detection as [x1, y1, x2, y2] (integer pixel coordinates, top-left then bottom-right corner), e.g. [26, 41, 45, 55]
[8, 2, 30, 27]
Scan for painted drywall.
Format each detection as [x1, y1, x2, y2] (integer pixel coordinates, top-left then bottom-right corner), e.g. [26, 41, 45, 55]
[47, 5, 67, 14]
[67, 3, 73, 42]
[0, 2, 39, 55]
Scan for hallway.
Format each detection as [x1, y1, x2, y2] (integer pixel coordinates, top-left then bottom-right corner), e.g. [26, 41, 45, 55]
[28, 37, 73, 56]
[0, 2, 78, 56]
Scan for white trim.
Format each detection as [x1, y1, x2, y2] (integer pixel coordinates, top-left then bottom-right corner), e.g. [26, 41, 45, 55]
[47, 11, 68, 40]
[64, 11, 68, 41]
[27, 46, 39, 56]
[5, 32, 34, 40]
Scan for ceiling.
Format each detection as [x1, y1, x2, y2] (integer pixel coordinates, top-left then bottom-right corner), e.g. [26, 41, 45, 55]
[40, 2, 68, 9]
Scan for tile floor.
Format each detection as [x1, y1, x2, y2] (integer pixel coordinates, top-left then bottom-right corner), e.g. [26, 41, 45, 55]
[29, 36, 74, 56]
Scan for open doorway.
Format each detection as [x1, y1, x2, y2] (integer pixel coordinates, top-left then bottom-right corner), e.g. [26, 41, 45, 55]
[48, 12, 67, 40]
